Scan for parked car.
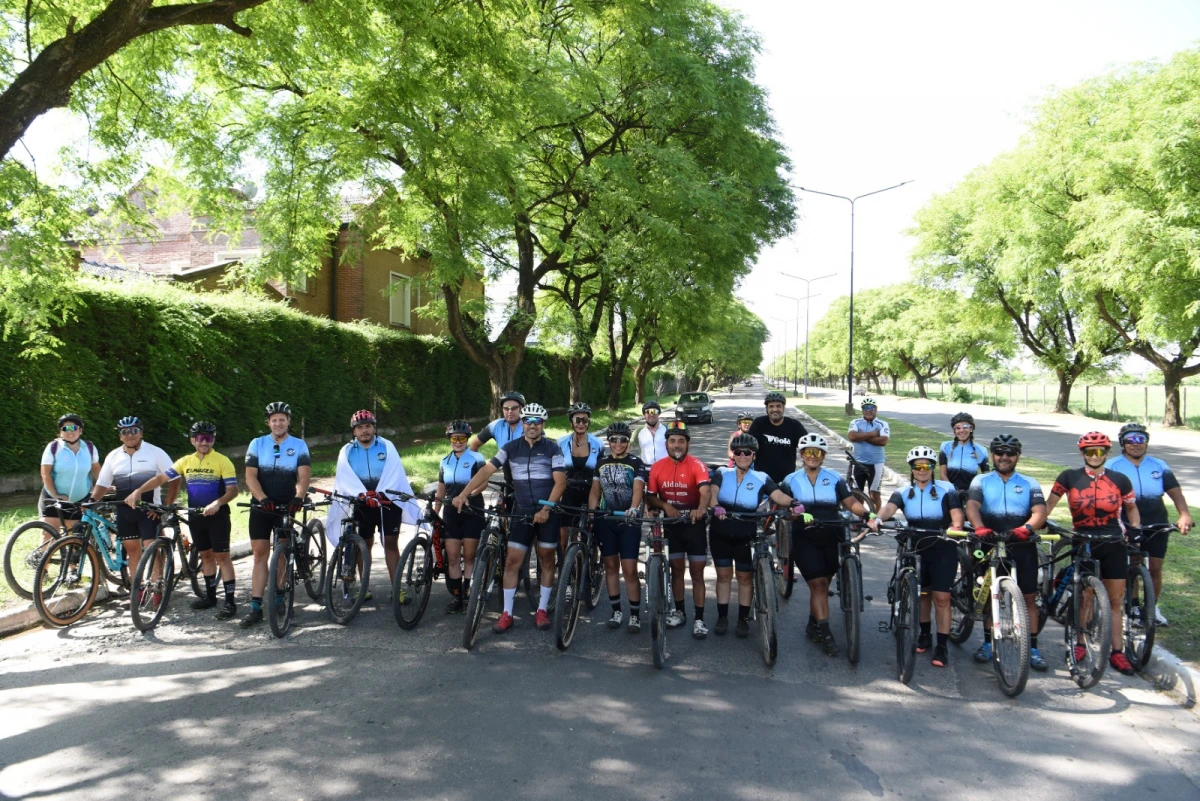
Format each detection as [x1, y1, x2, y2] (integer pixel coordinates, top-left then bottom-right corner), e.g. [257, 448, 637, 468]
[675, 392, 715, 424]
[743, 379, 752, 386]
[853, 386, 867, 396]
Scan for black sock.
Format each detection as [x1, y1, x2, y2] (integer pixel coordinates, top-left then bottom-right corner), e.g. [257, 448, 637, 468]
[675, 600, 685, 613]
[717, 603, 729, 620]
[250, 595, 262, 611]
[448, 577, 462, 598]
[462, 578, 470, 597]
[808, 613, 816, 627]
[738, 604, 751, 621]
[983, 630, 992, 643]
[223, 580, 235, 602]
[920, 621, 931, 637]
[937, 632, 948, 648]
[628, 593, 640, 614]
[694, 605, 704, 622]
[205, 573, 218, 600]
[817, 618, 831, 636]
[1030, 633, 1038, 648]
[610, 594, 621, 612]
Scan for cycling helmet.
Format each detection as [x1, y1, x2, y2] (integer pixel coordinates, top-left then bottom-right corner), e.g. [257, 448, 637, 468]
[764, 391, 786, 405]
[797, 433, 829, 453]
[950, 412, 975, 429]
[730, 433, 759, 452]
[500, 390, 526, 408]
[605, 421, 632, 438]
[1118, 422, 1148, 445]
[116, 415, 141, 430]
[861, 397, 878, 409]
[1078, 431, 1112, 450]
[907, 445, 938, 464]
[642, 400, 662, 413]
[57, 413, 84, 429]
[265, 401, 291, 418]
[445, 419, 473, 437]
[989, 434, 1022, 453]
[665, 420, 690, 440]
[568, 402, 592, 417]
[737, 411, 754, 422]
[189, 421, 217, 436]
[350, 409, 376, 428]
[521, 402, 548, 419]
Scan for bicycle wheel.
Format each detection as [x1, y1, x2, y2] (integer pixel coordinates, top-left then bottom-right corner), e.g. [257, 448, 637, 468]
[840, 554, 862, 665]
[1067, 575, 1112, 690]
[586, 540, 604, 610]
[393, 536, 433, 630]
[33, 536, 100, 627]
[1124, 563, 1156, 670]
[992, 576, 1030, 697]
[553, 544, 585, 651]
[948, 550, 975, 645]
[895, 570, 918, 684]
[850, 490, 875, 516]
[131, 539, 175, 632]
[325, 531, 371, 625]
[756, 555, 778, 667]
[266, 538, 295, 638]
[522, 547, 539, 612]
[4, 521, 60, 600]
[463, 544, 497, 650]
[301, 519, 327, 601]
[647, 555, 666, 669]
[185, 537, 204, 599]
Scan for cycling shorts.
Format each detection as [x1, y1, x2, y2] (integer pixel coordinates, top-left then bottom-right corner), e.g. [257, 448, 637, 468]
[560, 485, 592, 530]
[116, 505, 158, 542]
[794, 539, 840, 581]
[596, 519, 641, 561]
[917, 537, 958, 594]
[853, 462, 883, 493]
[188, 508, 232, 554]
[1077, 538, 1129, 581]
[248, 508, 285, 542]
[39, 491, 83, 521]
[1141, 528, 1171, 560]
[666, 517, 708, 563]
[978, 540, 1040, 595]
[353, 504, 402, 541]
[442, 500, 484, 541]
[709, 518, 755, 572]
[508, 509, 561, 551]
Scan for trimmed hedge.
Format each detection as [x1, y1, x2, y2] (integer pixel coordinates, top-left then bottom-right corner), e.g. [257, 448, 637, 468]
[0, 278, 655, 474]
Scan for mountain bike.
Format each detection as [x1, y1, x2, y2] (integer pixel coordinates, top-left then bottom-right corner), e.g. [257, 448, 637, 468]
[540, 501, 599, 651]
[1124, 524, 1168, 669]
[955, 528, 1033, 697]
[32, 501, 129, 627]
[718, 508, 787, 667]
[389, 489, 448, 630]
[487, 478, 537, 612]
[462, 507, 534, 650]
[128, 503, 213, 631]
[805, 514, 869, 665]
[841, 448, 878, 515]
[238, 494, 329, 638]
[314, 489, 384, 627]
[6, 499, 128, 600]
[614, 511, 685, 669]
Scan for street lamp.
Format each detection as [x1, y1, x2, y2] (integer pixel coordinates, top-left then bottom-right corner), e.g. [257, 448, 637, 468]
[781, 272, 835, 399]
[770, 315, 790, 389]
[796, 181, 914, 414]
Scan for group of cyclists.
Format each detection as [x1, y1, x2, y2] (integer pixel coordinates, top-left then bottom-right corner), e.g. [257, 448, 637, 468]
[31, 389, 1192, 682]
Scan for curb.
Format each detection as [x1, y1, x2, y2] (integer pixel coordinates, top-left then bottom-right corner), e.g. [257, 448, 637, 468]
[792, 407, 900, 487]
[1140, 643, 1200, 709]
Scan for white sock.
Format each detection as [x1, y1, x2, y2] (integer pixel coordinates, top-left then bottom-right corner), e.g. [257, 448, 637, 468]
[503, 588, 516, 615]
[539, 585, 552, 611]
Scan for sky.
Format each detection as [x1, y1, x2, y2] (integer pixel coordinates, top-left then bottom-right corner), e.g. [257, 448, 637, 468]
[718, 0, 1200, 371]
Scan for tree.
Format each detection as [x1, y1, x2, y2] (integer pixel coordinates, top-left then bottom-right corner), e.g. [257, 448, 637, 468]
[677, 299, 767, 390]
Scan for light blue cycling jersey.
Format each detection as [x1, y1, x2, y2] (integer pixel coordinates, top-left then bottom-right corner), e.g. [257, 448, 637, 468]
[1105, 454, 1180, 526]
[886, 480, 960, 529]
[40, 439, 98, 501]
[439, 450, 487, 493]
[966, 471, 1045, 531]
[346, 436, 388, 491]
[780, 467, 851, 523]
[711, 467, 779, 512]
[848, 418, 889, 464]
[476, 418, 524, 448]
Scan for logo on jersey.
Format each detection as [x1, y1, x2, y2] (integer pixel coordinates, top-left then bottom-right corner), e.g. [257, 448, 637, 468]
[1013, 486, 1024, 494]
[1151, 471, 1162, 480]
[821, 478, 830, 486]
[286, 448, 296, 457]
[377, 452, 386, 461]
[763, 434, 792, 446]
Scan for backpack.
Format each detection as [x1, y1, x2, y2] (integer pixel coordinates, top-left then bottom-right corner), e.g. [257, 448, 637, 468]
[50, 439, 96, 459]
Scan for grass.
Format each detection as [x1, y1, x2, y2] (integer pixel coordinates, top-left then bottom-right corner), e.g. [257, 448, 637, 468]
[795, 401, 1200, 664]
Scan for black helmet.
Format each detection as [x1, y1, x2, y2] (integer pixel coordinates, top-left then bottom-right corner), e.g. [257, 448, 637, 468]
[1118, 422, 1148, 446]
[445, 419, 473, 437]
[764, 391, 786, 405]
[500, 391, 525, 407]
[666, 420, 690, 440]
[568, 402, 592, 417]
[950, 411, 975, 429]
[989, 434, 1022, 454]
[57, 413, 84, 429]
[606, 421, 632, 438]
[189, 421, 217, 437]
[642, 400, 661, 413]
[730, 433, 759, 452]
[737, 411, 754, 422]
[265, 401, 291, 418]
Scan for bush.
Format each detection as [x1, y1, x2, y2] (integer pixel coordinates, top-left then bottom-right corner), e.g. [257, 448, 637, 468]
[950, 385, 972, 404]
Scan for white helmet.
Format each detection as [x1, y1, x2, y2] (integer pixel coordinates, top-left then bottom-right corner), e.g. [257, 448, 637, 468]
[520, 402, 548, 419]
[797, 433, 828, 453]
[907, 445, 938, 464]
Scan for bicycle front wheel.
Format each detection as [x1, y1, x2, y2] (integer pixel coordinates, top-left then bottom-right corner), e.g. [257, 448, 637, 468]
[850, 489, 875, 516]
[992, 576, 1030, 697]
[895, 570, 918, 684]
[1067, 575, 1112, 690]
[553, 544, 585, 651]
[647, 555, 667, 669]
[756, 555, 778, 667]
[463, 544, 497, 651]
[522, 547, 539, 612]
[1125, 563, 1156, 670]
[33, 536, 100, 627]
[183, 537, 204, 599]
[5, 521, 60, 600]
[393, 536, 433, 630]
[325, 531, 371, 625]
[266, 538, 295, 638]
[777, 520, 794, 600]
[948, 549, 975, 645]
[840, 554, 862, 665]
[131, 539, 176, 632]
[586, 540, 604, 610]
[301, 519, 327, 601]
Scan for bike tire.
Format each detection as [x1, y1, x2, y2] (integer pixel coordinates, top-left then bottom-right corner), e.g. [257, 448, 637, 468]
[647, 556, 667, 669]
[553, 544, 585, 651]
[586, 541, 604, 610]
[992, 576, 1030, 697]
[841, 554, 862, 665]
[266, 537, 295, 638]
[185, 538, 204, 599]
[777, 520, 794, 600]
[33, 536, 100, 627]
[4, 521, 60, 600]
[522, 547, 539, 612]
[895, 569, 918, 684]
[463, 544, 496, 651]
[302, 519, 327, 601]
[325, 531, 371, 625]
[850, 490, 875, 516]
[1124, 563, 1156, 670]
[393, 537, 433, 630]
[131, 539, 175, 632]
[948, 548, 975, 645]
[1067, 574, 1112, 690]
[756, 555, 778, 667]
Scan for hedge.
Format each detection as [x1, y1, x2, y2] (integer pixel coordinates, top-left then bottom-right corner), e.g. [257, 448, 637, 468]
[0, 278, 666, 474]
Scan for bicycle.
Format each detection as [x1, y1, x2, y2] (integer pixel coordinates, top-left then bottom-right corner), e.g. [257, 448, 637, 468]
[462, 506, 534, 650]
[487, 477, 538, 612]
[313, 489, 381, 627]
[239, 494, 329, 638]
[128, 503, 207, 632]
[6, 500, 128, 600]
[841, 448, 878, 515]
[389, 489, 447, 630]
[803, 514, 869, 665]
[716, 508, 786, 667]
[537, 501, 603, 651]
[1124, 524, 1168, 669]
[31, 501, 130, 627]
[612, 511, 684, 669]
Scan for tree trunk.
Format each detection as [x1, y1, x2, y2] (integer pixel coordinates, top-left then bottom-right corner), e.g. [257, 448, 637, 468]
[485, 351, 523, 417]
[889, 373, 898, 394]
[566, 355, 592, 405]
[913, 372, 928, 399]
[1163, 366, 1184, 426]
[871, 373, 883, 394]
[1054, 370, 1075, 413]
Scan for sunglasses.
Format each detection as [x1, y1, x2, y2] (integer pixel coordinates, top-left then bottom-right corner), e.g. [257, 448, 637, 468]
[60, 424, 81, 433]
[911, 462, 934, 471]
[992, 449, 1018, 457]
[1123, 434, 1148, 445]
[801, 448, 825, 458]
[572, 417, 590, 425]
[733, 449, 756, 457]
[608, 436, 629, 444]
[645, 410, 660, 415]
[523, 417, 544, 425]
[1082, 447, 1109, 458]
[192, 434, 215, 444]
[449, 435, 468, 444]
[862, 405, 877, 411]
[502, 405, 521, 412]
[953, 424, 974, 432]
[119, 427, 142, 436]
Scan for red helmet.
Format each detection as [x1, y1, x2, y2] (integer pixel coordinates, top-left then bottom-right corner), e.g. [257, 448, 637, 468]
[1077, 431, 1111, 450]
[350, 409, 376, 428]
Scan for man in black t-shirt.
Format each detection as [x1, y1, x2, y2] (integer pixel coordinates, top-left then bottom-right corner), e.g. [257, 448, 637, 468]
[747, 391, 807, 482]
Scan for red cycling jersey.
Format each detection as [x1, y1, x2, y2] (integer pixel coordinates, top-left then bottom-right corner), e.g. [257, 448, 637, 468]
[1051, 467, 1135, 536]
[647, 454, 711, 511]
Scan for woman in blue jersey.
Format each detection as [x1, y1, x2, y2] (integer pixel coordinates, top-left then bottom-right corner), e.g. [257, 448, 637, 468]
[870, 446, 965, 669]
[779, 433, 872, 656]
[557, 402, 604, 549]
[39, 414, 99, 529]
[938, 412, 989, 502]
[433, 420, 488, 613]
[705, 433, 794, 637]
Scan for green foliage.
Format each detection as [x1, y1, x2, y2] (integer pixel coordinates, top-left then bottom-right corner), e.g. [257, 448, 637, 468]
[949, 385, 971, 404]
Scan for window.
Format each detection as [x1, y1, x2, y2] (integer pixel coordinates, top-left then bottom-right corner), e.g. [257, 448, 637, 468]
[288, 272, 307, 294]
[389, 272, 412, 327]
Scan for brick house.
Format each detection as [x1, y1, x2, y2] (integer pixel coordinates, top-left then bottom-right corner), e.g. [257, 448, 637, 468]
[79, 188, 479, 336]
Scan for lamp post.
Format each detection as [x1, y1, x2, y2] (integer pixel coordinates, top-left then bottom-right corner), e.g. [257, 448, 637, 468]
[796, 181, 913, 414]
[770, 315, 789, 389]
[781, 272, 835, 399]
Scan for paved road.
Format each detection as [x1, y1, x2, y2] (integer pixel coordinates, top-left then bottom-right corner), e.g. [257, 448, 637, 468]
[1, 382, 1198, 801]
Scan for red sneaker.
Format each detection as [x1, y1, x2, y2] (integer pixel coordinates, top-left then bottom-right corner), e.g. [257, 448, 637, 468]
[1109, 651, 1136, 676]
[535, 609, 551, 630]
[492, 611, 514, 633]
[1072, 644, 1088, 664]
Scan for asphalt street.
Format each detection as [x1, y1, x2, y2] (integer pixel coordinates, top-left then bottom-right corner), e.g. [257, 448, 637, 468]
[1, 382, 1198, 801]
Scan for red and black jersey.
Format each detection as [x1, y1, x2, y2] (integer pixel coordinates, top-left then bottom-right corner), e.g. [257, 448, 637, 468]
[1051, 467, 1135, 536]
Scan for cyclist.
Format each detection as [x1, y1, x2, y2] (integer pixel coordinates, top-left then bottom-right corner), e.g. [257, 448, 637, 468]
[92, 416, 178, 607]
[588, 421, 648, 632]
[452, 402, 566, 634]
[637, 401, 668, 464]
[39, 413, 99, 533]
[964, 434, 1049, 671]
[1106, 422, 1192, 626]
[327, 410, 420, 594]
[779, 433, 872, 656]
[939, 412, 989, 501]
[241, 402, 311, 628]
[557, 402, 604, 550]
[869, 446, 965, 669]
[433, 420, 487, 613]
[726, 411, 755, 466]
[747, 391, 807, 484]
[706, 433, 794, 637]
[125, 421, 241, 618]
[1045, 431, 1141, 676]
[468, 391, 525, 452]
[847, 398, 890, 510]
[645, 421, 712, 639]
